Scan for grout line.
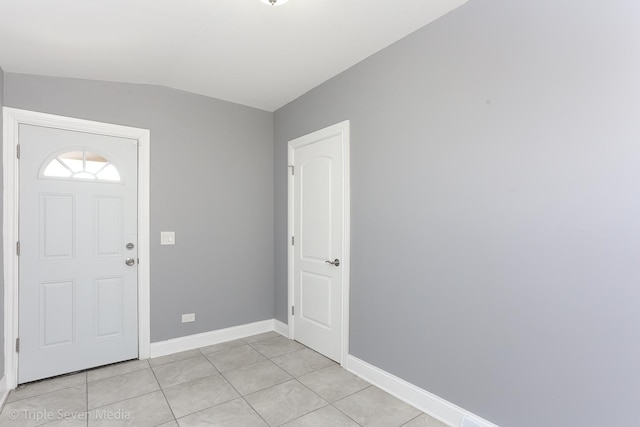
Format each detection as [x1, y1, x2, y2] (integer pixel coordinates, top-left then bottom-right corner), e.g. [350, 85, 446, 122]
[241, 395, 273, 427]
[89, 389, 159, 412]
[85, 369, 159, 411]
[250, 342, 306, 360]
[148, 350, 203, 368]
[154, 347, 236, 421]
[402, 413, 425, 426]
[5, 379, 87, 405]
[85, 375, 89, 426]
[163, 388, 238, 421]
[87, 360, 150, 384]
[240, 331, 280, 344]
[337, 384, 374, 402]
[274, 377, 332, 426]
[222, 361, 293, 398]
[198, 339, 246, 356]
[195, 353, 273, 427]
[278, 402, 332, 426]
[216, 357, 272, 376]
[149, 366, 178, 424]
[330, 385, 377, 427]
[296, 363, 340, 380]
[243, 396, 272, 427]
[330, 402, 365, 427]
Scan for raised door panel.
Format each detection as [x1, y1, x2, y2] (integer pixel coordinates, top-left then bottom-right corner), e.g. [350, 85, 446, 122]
[300, 157, 333, 262]
[40, 194, 75, 259]
[95, 277, 123, 339]
[300, 271, 332, 329]
[40, 281, 74, 347]
[95, 197, 122, 256]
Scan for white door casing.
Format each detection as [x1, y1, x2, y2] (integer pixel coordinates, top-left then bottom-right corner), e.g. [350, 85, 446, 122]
[19, 125, 138, 383]
[3, 107, 151, 388]
[288, 120, 350, 364]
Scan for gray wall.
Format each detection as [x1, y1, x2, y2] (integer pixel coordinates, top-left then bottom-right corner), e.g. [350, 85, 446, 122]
[0, 66, 4, 376]
[274, 0, 640, 426]
[5, 74, 274, 342]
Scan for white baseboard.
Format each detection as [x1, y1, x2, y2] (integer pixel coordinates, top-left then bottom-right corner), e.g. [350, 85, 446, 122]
[345, 355, 499, 427]
[149, 319, 275, 358]
[274, 319, 289, 338]
[0, 375, 8, 408]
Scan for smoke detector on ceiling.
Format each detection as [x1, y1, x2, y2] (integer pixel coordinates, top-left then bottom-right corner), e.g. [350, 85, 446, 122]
[260, 0, 290, 5]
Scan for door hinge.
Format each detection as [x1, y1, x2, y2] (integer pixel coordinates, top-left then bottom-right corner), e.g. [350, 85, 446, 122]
[16, 241, 20, 256]
[15, 338, 20, 353]
[291, 236, 294, 245]
[17, 144, 20, 159]
[288, 165, 294, 175]
[291, 306, 295, 316]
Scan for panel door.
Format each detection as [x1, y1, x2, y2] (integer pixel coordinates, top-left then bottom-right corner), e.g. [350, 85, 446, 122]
[18, 124, 138, 383]
[292, 126, 345, 362]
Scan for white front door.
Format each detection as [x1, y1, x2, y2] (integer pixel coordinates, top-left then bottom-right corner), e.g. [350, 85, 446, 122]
[289, 121, 350, 363]
[18, 124, 139, 383]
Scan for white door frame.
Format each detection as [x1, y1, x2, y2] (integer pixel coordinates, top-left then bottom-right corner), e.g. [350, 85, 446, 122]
[2, 107, 151, 388]
[287, 120, 350, 365]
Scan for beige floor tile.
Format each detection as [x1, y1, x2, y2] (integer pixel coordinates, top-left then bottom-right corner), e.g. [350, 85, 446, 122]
[250, 336, 305, 359]
[271, 348, 335, 378]
[402, 413, 450, 427]
[7, 373, 86, 404]
[0, 384, 86, 427]
[177, 398, 267, 427]
[87, 359, 150, 383]
[163, 375, 239, 418]
[199, 339, 246, 355]
[334, 386, 421, 427]
[222, 360, 292, 395]
[298, 365, 370, 402]
[205, 345, 266, 372]
[44, 415, 89, 426]
[88, 391, 173, 427]
[245, 380, 327, 426]
[149, 349, 203, 367]
[88, 368, 159, 410]
[283, 405, 360, 427]
[242, 332, 281, 344]
[152, 356, 218, 388]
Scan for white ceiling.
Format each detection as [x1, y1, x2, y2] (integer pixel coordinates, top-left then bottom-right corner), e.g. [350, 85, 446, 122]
[0, 0, 467, 111]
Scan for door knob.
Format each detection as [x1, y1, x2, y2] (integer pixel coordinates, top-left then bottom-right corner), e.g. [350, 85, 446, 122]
[125, 257, 136, 266]
[325, 259, 340, 267]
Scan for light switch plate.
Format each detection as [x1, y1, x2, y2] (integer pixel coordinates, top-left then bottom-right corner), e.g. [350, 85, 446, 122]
[161, 231, 175, 245]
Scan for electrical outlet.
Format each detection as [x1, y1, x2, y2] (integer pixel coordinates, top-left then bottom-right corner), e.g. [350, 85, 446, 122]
[161, 231, 175, 245]
[181, 313, 195, 323]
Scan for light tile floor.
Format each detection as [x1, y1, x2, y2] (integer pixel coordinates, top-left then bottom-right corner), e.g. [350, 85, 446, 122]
[0, 332, 448, 427]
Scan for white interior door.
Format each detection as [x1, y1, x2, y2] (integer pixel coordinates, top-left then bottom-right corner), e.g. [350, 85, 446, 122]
[18, 124, 139, 383]
[290, 121, 349, 363]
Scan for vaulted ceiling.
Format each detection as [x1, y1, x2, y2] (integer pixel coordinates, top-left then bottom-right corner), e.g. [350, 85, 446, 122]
[0, 0, 467, 111]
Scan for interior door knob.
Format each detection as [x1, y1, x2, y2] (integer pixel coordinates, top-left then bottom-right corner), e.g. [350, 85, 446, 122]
[125, 257, 136, 266]
[325, 259, 340, 267]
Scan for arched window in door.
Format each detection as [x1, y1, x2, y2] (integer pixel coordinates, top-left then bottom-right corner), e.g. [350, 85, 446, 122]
[41, 150, 121, 182]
